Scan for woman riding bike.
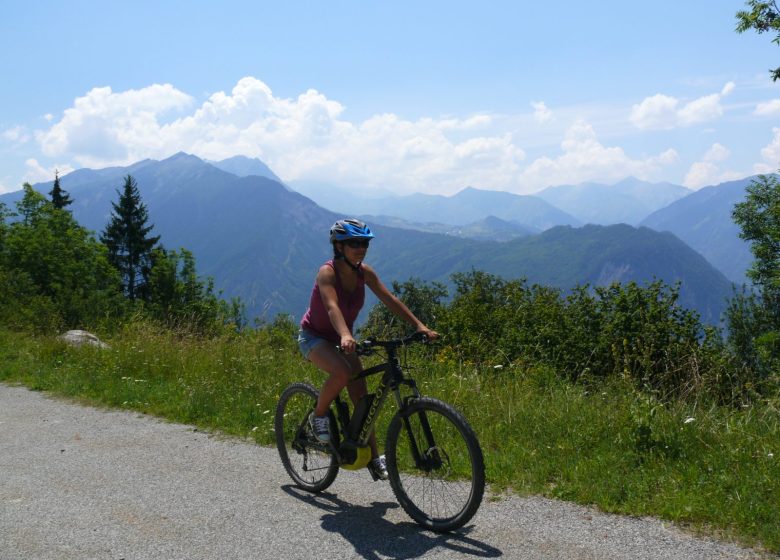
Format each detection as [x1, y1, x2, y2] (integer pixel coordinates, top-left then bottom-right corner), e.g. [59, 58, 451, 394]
[298, 218, 438, 480]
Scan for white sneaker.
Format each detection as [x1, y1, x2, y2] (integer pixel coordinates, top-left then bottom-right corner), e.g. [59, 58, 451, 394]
[368, 454, 389, 481]
[308, 414, 330, 443]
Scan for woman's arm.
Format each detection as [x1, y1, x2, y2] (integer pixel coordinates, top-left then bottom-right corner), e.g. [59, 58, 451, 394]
[317, 265, 358, 353]
[363, 265, 439, 339]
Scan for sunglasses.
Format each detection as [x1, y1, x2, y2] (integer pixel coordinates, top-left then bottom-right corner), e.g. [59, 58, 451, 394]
[342, 239, 370, 249]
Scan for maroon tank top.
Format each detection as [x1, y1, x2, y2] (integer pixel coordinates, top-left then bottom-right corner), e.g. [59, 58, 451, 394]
[300, 260, 365, 343]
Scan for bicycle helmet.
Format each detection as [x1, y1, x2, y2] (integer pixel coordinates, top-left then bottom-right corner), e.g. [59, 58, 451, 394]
[329, 219, 375, 243]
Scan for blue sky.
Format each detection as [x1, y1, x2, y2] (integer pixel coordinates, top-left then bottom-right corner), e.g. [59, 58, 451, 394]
[1, 0, 778, 195]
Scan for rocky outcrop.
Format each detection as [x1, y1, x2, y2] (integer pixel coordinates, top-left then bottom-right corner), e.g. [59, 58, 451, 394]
[57, 330, 110, 349]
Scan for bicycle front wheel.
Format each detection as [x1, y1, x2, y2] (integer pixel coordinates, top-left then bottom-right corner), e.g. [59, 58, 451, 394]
[275, 382, 339, 492]
[386, 397, 485, 532]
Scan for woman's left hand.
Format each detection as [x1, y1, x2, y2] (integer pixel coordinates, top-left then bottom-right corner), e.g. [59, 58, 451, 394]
[417, 325, 439, 341]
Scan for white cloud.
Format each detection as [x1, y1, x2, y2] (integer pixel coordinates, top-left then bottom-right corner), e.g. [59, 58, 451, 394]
[754, 127, 780, 174]
[33, 77, 527, 194]
[630, 94, 679, 130]
[29, 78, 716, 195]
[630, 82, 734, 130]
[2, 126, 30, 143]
[683, 143, 742, 189]
[532, 101, 553, 124]
[518, 120, 678, 190]
[755, 99, 780, 116]
[23, 158, 75, 185]
[704, 143, 730, 162]
[38, 83, 193, 167]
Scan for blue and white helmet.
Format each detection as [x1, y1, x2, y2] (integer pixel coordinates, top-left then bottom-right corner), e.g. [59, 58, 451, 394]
[329, 219, 375, 243]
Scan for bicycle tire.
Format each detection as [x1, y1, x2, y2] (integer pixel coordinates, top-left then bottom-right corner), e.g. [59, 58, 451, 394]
[385, 397, 485, 532]
[275, 382, 339, 492]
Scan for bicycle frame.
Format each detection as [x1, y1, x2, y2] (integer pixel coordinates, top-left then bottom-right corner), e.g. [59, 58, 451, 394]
[343, 343, 418, 446]
[332, 335, 440, 472]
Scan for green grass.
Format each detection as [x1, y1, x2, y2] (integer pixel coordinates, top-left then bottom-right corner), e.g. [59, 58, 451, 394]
[1, 325, 778, 553]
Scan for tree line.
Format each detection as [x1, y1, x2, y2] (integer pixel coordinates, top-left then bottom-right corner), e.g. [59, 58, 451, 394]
[0, 174, 244, 335]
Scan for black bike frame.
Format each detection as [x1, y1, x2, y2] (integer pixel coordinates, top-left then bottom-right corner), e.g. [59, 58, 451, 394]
[336, 341, 438, 471]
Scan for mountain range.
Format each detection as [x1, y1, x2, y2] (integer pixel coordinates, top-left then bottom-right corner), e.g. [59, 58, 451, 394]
[287, 185, 583, 232]
[0, 153, 751, 323]
[536, 177, 692, 225]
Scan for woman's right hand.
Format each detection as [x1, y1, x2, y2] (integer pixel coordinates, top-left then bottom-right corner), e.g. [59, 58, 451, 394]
[340, 334, 357, 354]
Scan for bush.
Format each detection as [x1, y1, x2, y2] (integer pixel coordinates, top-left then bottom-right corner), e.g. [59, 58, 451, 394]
[363, 272, 751, 402]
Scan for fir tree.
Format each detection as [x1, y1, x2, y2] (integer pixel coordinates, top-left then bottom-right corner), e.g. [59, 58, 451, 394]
[49, 170, 73, 209]
[100, 175, 160, 301]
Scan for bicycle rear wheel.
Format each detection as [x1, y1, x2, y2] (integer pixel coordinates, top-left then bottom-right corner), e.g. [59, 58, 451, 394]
[275, 382, 339, 492]
[386, 397, 485, 532]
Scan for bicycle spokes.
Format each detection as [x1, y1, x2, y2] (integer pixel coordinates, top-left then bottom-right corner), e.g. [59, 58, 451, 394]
[386, 398, 485, 532]
[275, 383, 340, 492]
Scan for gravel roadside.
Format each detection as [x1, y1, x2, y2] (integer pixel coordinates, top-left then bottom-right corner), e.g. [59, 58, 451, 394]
[0, 383, 773, 560]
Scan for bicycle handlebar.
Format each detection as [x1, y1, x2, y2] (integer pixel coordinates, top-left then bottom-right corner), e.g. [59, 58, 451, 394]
[356, 331, 429, 355]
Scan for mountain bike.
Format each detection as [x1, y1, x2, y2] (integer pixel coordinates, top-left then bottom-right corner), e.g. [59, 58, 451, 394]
[275, 332, 485, 532]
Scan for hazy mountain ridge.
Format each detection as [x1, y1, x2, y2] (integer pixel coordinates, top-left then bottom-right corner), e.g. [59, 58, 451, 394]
[296, 185, 582, 232]
[362, 214, 537, 241]
[536, 177, 692, 225]
[0, 153, 740, 322]
[207, 155, 284, 184]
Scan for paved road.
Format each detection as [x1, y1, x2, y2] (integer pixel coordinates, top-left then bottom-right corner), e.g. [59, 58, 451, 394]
[0, 384, 773, 560]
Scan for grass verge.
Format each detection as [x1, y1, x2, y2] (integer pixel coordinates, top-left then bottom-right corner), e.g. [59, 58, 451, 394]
[0, 326, 777, 553]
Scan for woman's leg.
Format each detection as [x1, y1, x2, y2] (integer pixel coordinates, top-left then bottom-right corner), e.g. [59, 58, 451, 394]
[307, 344, 361, 417]
[308, 347, 380, 458]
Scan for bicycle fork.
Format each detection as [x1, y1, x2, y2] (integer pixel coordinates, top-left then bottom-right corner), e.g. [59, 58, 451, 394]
[395, 391, 443, 472]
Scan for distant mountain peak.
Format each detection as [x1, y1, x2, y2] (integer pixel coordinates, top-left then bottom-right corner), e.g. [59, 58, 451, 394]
[163, 151, 203, 163]
[614, 176, 642, 187]
[207, 155, 281, 182]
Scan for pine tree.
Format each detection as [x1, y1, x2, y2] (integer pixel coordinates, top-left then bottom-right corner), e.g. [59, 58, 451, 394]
[49, 170, 73, 209]
[100, 175, 160, 301]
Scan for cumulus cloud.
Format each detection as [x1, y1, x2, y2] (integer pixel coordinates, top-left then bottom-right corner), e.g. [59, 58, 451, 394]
[531, 101, 553, 124]
[753, 127, 780, 174]
[30, 77, 692, 195]
[704, 143, 730, 162]
[519, 120, 678, 190]
[755, 99, 780, 117]
[33, 77, 526, 194]
[38, 83, 194, 167]
[630, 82, 735, 130]
[683, 143, 742, 189]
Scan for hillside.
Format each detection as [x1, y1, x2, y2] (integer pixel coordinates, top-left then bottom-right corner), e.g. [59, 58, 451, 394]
[472, 224, 732, 324]
[640, 176, 760, 284]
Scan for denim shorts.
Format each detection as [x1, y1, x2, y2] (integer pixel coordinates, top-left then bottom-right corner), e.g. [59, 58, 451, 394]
[297, 329, 330, 359]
